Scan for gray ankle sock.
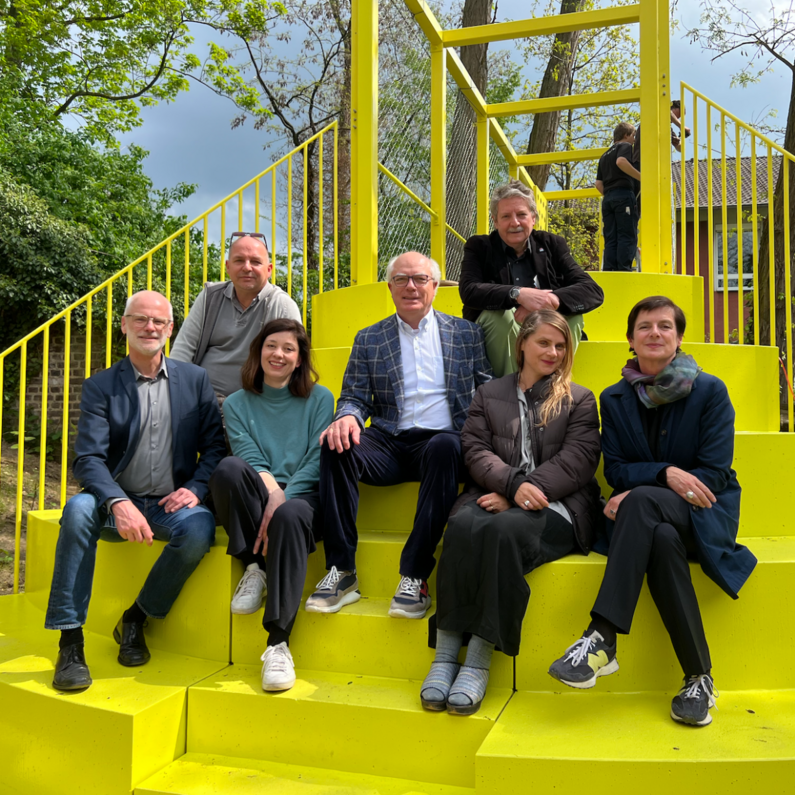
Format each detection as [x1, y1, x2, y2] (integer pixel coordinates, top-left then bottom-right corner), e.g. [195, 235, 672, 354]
[421, 630, 463, 703]
[447, 635, 495, 708]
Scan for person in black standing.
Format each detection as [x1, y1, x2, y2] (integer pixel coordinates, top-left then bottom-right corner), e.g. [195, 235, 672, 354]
[596, 122, 641, 272]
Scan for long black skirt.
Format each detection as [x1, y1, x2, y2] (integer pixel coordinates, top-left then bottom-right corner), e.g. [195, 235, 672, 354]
[435, 501, 575, 656]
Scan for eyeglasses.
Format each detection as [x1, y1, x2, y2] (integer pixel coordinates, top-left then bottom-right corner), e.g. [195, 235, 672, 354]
[230, 231, 270, 253]
[124, 314, 171, 330]
[390, 273, 434, 287]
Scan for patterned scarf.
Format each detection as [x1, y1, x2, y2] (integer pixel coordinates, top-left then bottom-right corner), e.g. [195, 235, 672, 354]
[621, 352, 700, 408]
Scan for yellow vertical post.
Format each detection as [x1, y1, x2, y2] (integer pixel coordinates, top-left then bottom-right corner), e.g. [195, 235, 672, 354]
[319, 136, 325, 293]
[85, 296, 92, 379]
[509, 164, 518, 180]
[165, 241, 172, 356]
[126, 269, 132, 356]
[255, 180, 261, 234]
[430, 44, 447, 276]
[183, 230, 191, 318]
[350, 0, 378, 285]
[238, 190, 244, 231]
[783, 157, 793, 431]
[147, 254, 153, 290]
[288, 155, 293, 296]
[271, 170, 277, 285]
[657, 0, 672, 273]
[220, 205, 227, 282]
[477, 115, 490, 234]
[720, 115, 729, 343]
[302, 145, 308, 325]
[706, 104, 715, 341]
[692, 95, 700, 278]
[735, 123, 744, 344]
[14, 343, 26, 593]
[202, 217, 209, 284]
[679, 99, 686, 275]
[60, 311, 71, 508]
[751, 137, 760, 345]
[334, 123, 339, 288]
[39, 327, 49, 510]
[105, 284, 113, 367]
[767, 145, 776, 345]
[638, 0, 665, 273]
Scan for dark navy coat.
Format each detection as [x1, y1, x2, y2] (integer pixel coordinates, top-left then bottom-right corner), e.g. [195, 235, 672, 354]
[73, 356, 226, 505]
[599, 372, 756, 599]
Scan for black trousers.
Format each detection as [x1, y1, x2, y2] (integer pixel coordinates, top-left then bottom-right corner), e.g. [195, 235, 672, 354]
[436, 502, 575, 656]
[591, 485, 711, 676]
[209, 457, 320, 639]
[319, 425, 462, 580]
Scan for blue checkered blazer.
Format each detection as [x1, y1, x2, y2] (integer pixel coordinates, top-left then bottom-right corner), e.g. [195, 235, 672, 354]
[334, 311, 492, 434]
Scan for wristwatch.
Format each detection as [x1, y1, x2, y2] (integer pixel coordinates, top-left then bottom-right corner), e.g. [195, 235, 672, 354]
[509, 286, 521, 306]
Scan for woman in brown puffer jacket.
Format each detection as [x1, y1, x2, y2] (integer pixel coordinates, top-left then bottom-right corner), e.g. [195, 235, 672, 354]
[420, 309, 602, 716]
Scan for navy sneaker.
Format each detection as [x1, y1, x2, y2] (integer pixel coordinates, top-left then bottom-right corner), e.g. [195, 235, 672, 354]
[671, 674, 718, 726]
[548, 630, 619, 688]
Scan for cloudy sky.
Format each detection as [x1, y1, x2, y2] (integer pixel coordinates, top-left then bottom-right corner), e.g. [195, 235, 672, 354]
[116, 0, 790, 229]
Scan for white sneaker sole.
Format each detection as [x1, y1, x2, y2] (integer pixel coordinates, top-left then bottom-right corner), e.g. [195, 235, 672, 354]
[230, 599, 264, 615]
[550, 657, 620, 689]
[388, 603, 430, 619]
[263, 676, 296, 692]
[671, 708, 712, 726]
[305, 589, 361, 614]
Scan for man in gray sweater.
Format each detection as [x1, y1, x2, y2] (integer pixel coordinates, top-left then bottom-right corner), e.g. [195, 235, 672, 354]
[170, 232, 301, 401]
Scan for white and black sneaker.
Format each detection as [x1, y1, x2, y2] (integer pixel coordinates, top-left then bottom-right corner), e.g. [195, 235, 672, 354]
[305, 566, 361, 613]
[230, 564, 267, 615]
[548, 630, 619, 688]
[671, 674, 718, 726]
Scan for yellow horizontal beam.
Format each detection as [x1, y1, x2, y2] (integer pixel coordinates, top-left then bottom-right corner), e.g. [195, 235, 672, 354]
[488, 88, 640, 118]
[488, 118, 519, 167]
[517, 147, 607, 166]
[442, 4, 640, 47]
[446, 48, 487, 116]
[402, 0, 444, 47]
[544, 188, 601, 201]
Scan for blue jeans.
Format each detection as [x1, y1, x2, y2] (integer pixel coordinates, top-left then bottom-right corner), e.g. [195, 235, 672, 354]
[45, 492, 216, 630]
[602, 188, 638, 271]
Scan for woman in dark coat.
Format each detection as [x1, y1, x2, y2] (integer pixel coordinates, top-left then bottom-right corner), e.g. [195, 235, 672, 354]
[548, 295, 757, 727]
[419, 309, 602, 715]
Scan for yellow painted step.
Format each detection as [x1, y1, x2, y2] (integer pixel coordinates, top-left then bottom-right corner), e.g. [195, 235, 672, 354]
[25, 510, 236, 663]
[136, 752, 475, 795]
[0, 595, 229, 795]
[230, 597, 514, 688]
[310, 275, 705, 349]
[186, 665, 512, 789]
[514, 537, 795, 692]
[475, 690, 795, 795]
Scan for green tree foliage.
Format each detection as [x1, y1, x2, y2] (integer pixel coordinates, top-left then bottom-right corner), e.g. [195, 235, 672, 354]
[0, 0, 279, 143]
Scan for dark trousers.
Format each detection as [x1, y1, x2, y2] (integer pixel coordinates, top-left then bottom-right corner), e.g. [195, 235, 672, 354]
[209, 457, 320, 640]
[591, 485, 711, 677]
[320, 425, 462, 580]
[437, 502, 575, 656]
[602, 188, 639, 272]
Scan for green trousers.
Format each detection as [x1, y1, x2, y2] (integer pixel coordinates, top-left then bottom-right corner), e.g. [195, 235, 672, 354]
[476, 309, 584, 378]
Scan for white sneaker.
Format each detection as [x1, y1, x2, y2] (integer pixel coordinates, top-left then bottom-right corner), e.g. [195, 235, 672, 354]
[230, 564, 267, 614]
[260, 642, 296, 691]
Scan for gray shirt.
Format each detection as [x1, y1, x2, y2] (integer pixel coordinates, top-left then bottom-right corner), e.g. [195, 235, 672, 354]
[115, 357, 175, 498]
[170, 281, 301, 398]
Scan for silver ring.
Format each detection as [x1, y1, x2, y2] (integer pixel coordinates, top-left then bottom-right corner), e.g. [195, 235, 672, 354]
[609, 509, 616, 516]
[686, 490, 696, 500]
[524, 500, 530, 507]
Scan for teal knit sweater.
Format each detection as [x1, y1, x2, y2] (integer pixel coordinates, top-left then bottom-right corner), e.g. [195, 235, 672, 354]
[222, 382, 334, 499]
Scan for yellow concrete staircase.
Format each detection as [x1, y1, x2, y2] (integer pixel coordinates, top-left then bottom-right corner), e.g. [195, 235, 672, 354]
[1, 272, 794, 794]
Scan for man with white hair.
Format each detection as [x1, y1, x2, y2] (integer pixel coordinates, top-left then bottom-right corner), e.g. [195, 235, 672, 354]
[46, 290, 226, 692]
[306, 252, 492, 619]
[459, 179, 604, 377]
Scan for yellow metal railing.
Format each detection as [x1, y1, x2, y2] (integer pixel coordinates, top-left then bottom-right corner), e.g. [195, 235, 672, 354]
[1, 122, 339, 593]
[678, 84, 793, 430]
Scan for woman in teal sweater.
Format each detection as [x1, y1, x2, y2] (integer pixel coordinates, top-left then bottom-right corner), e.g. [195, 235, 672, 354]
[209, 318, 334, 692]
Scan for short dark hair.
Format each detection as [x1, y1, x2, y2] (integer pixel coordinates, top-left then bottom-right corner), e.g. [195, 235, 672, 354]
[626, 296, 687, 340]
[241, 319, 317, 398]
[613, 122, 635, 143]
[671, 100, 681, 110]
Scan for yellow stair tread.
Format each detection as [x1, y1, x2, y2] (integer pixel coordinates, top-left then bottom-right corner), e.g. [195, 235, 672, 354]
[136, 753, 475, 795]
[189, 663, 510, 721]
[0, 595, 228, 713]
[478, 689, 795, 762]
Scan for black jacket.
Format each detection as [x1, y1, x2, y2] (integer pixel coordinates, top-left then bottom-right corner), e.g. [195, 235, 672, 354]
[458, 229, 604, 323]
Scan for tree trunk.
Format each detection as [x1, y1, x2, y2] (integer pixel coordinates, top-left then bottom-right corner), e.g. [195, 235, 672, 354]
[524, 0, 587, 191]
[756, 66, 795, 425]
[445, 0, 490, 279]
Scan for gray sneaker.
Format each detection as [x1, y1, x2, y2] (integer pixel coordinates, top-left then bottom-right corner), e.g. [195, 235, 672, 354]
[388, 576, 431, 619]
[305, 566, 361, 613]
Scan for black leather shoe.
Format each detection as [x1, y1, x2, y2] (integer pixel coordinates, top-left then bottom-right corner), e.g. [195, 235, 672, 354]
[113, 616, 151, 667]
[53, 643, 92, 691]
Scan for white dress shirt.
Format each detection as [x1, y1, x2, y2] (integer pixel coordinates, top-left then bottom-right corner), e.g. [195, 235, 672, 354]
[396, 310, 454, 431]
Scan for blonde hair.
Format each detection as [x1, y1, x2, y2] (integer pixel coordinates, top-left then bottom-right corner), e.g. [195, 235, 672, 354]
[515, 309, 573, 426]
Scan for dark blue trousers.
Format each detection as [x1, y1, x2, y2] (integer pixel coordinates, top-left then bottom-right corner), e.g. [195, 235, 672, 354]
[320, 425, 462, 580]
[602, 188, 639, 271]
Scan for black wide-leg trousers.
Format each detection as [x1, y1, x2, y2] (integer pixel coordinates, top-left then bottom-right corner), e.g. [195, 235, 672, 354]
[320, 425, 462, 580]
[591, 485, 711, 676]
[209, 456, 320, 639]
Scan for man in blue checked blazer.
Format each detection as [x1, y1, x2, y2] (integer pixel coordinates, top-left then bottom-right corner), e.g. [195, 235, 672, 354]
[306, 251, 492, 620]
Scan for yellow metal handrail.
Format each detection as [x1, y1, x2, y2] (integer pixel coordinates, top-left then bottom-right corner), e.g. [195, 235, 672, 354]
[679, 84, 793, 430]
[1, 122, 339, 593]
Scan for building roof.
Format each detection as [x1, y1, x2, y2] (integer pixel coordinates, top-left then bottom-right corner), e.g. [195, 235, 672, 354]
[672, 155, 782, 209]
